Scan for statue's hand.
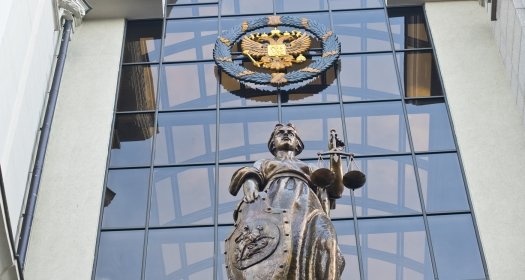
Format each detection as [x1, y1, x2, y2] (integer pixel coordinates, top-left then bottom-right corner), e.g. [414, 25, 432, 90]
[242, 178, 260, 203]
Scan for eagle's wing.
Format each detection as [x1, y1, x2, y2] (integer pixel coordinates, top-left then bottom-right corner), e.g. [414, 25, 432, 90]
[286, 34, 311, 56]
[241, 36, 267, 57]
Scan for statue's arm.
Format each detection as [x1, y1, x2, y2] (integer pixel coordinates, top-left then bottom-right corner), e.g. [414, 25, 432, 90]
[229, 166, 264, 203]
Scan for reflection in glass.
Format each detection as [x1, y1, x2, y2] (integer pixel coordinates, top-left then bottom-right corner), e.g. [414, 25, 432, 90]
[102, 169, 149, 228]
[221, 0, 273, 16]
[164, 18, 217, 62]
[146, 227, 214, 280]
[333, 10, 391, 53]
[150, 166, 214, 227]
[397, 51, 444, 98]
[344, 101, 410, 155]
[155, 111, 216, 165]
[330, 0, 383, 9]
[388, 7, 431, 50]
[286, 66, 339, 104]
[275, 0, 328, 13]
[333, 220, 360, 280]
[333, 156, 421, 219]
[160, 62, 218, 110]
[117, 65, 159, 112]
[428, 214, 485, 280]
[359, 217, 434, 280]
[110, 113, 155, 167]
[123, 20, 162, 63]
[95, 230, 144, 280]
[167, 4, 217, 18]
[219, 70, 278, 107]
[219, 107, 278, 162]
[417, 153, 469, 212]
[406, 99, 455, 152]
[339, 54, 400, 101]
[282, 104, 343, 158]
[218, 164, 243, 224]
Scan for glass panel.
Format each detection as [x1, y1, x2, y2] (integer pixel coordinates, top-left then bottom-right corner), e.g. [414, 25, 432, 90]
[344, 101, 410, 155]
[286, 65, 340, 104]
[219, 107, 279, 162]
[388, 7, 431, 50]
[168, 0, 217, 4]
[117, 65, 159, 112]
[330, 0, 383, 10]
[218, 164, 244, 224]
[218, 226, 232, 280]
[150, 166, 214, 227]
[332, 156, 420, 219]
[145, 227, 214, 280]
[219, 69, 279, 107]
[159, 62, 218, 110]
[95, 230, 144, 280]
[397, 51, 444, 98]
[359, 217, 434, 280]
[333, 220, 360, 280]
[406, 99, 455, 152]
[333, 10, 391, 53]
[275, 0, 328, 13]
[221, 0, 273, 16]
[167, 4, 218, 18]
[123, 20, 162, 63]
[417, 153, 469, 212]
[155, 111, 216, 165]
[428, 214, 486, 280]
[164, 18, 217, 62]
[110, 113, 155, 167]
[102, 169, 149, 228]
[339, 54, 401, 102]
[282, 104, 343, 158]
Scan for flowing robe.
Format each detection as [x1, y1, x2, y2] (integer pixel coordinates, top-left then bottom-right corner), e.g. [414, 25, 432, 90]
[225, 158, 345, 280]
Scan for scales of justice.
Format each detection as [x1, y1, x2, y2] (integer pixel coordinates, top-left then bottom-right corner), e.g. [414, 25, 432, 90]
[214, 16, 366, 280]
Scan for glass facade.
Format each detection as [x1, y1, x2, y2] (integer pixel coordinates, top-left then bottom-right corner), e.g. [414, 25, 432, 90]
[94, 1, 487, 279]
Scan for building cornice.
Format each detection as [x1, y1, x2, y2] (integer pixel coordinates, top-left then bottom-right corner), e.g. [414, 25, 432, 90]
[54, 0, 92, 31]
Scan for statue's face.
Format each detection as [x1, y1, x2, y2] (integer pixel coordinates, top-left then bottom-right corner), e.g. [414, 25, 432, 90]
[273, 126, 298, 152]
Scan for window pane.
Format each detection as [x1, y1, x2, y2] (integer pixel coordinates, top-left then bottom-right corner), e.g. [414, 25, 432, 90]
[333, 220, 360, 280]
[406, 99, 455, 152]
[95, 230, 144, 280]
[388, 7, 431, 50]
[155, 111, 216, 165]
[164, 18, 217, 62]
[219, 107, 278, 162]
[218, 164, 244, 224]
[160, 62, 218, 110]
[275, 0, 328, 13]
[344, 101, 410, 155]
[417, 153, 469, 212]
[167, 4, 218, 18]
[168, 0, 216, 4]
[221, 0, 273, 16]
[332, 156, 421, 219]
[359, 217, 434, 280]
[110, 113, 155, 167]
[339, 54, 401, 102]
[333, 10, 391, 53]
[397, 51, 444, 98]
[286, 65, 340, 104]
[150, 166, 215, 227]
[330, 0, 383, 10]
[102, 169, 149, 228]
[219, 69, 279, 107]
[428, 214, 486, 280]
[117, 65, 159, 112]
[123, 20, 162, 63]
[145, 227, 214, 280]
[282, 104, 343, 158]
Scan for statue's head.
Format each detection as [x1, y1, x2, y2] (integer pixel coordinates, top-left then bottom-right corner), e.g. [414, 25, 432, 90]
[268, 123, 304, 156]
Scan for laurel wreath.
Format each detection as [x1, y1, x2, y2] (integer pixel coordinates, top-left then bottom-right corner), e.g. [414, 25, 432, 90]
[213, 16, 340, 91]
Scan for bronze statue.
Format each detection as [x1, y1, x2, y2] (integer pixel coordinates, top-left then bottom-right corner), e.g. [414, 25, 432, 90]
[225, 123, 346, 280]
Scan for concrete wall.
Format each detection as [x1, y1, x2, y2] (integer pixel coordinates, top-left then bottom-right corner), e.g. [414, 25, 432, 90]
[426, 1, 525, 278]
[23, 19, 124, 280]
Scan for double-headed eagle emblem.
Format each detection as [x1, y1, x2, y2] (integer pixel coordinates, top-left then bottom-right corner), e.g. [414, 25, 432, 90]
[241, 29, 311, 71]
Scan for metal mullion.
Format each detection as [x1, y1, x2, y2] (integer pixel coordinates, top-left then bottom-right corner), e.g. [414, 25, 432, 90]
[167, 2, 219, 7]
[108, 164, 152, 170]
[385, 4, 439, 279]
[100, 227, 146, 232]
[330, 6, 385, 13]
[394, 47, 433, 53]
[165, 14, 219, 21]
[414, 149, 458, 156]
[339, 49, 397, 56]
[122, 61, 160, 66]
[220, 12, 274, 18]
[162, 58, 215, 65]
[421, 5, 490, 277]
[275, 9, 330, 16]
[158, 107, 217, 114]
[115, 110, 156, 115]
[404, 96, 444, 101]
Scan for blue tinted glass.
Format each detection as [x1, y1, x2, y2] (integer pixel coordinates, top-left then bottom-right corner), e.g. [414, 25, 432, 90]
[164, 18, 217, 62]
[219, 67, 279, 108]
[218, 164, 244, 224]
[218, 226, 233, 280]
[110, 113, 155, 167]
[275, 0, 328, 13]
[95, 230, 144, 280]
[417, 153, 469, 212]
[333, 10, 391, 53]
[145, 227, 214, 279]
[428, 214, 486, 280]
[219, 107, 279, 162]
[406, 99, 455, 152]
[168, 0, 217, 4]
[221, 0, 273, 16]
[124, 20, 163, 63]
[150, 166, 215, 227]
[388, 7, 431, 50]
[155, 111, 216, 165]
[359, 217, 434, 280]
[117, 65, 159, 112]
[344, 101, 410, 155]
[333, 220, 361, 280]
[330, 0, 383, 9]
[332, 155, 421, 218]
[167, 4, 217, 18]
[286, 65, 340, 105]
[102, 169, 149, 228]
